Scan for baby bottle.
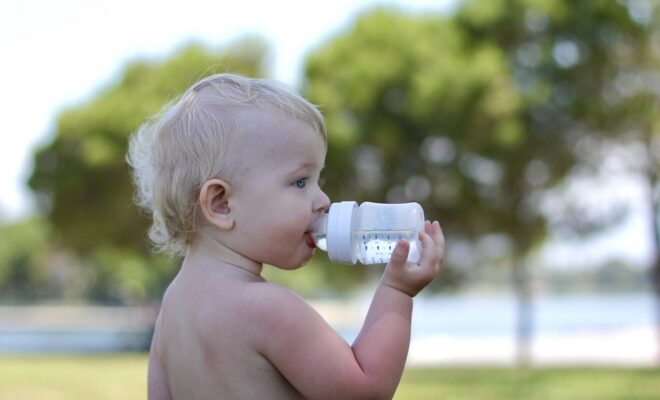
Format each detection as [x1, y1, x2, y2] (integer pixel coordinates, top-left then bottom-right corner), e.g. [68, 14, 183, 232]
[312, 201, 425, 265]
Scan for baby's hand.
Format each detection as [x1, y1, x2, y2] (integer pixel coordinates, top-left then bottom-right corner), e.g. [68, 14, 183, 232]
[381, 220, 444, 297]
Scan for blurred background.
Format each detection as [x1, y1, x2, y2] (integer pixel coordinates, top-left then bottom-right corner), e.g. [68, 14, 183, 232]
[1, 0, 659, 398]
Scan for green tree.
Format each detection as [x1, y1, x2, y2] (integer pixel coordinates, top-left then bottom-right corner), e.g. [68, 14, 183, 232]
[552, 0, 660, 361]
[303, 1, 652, 364]
[26, 37, 379, 302]
[0, 218, 51, 302]
[455, 0, 659, 365]
[28, 39, 269, 303]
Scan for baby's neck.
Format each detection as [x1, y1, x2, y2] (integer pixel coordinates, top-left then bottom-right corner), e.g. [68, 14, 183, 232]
[185, 234, 264, 280]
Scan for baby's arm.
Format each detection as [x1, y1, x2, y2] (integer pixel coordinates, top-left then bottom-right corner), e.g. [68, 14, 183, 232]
[351, 220, 444, 395]
[250, 220, 444, 399]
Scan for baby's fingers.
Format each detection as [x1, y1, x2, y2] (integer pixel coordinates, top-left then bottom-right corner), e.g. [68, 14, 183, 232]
[417, 229, 441, 276]
[429, 220, 444, 245]
[430, 221, 445, 262]
[389, 240, 410, 269]
[424, 220, 432, 234]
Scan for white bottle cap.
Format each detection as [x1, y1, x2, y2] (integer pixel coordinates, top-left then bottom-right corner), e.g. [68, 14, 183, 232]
[327, 201, 358, 264]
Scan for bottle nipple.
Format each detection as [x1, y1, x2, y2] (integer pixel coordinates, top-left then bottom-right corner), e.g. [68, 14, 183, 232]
[312, 214, 328, 251]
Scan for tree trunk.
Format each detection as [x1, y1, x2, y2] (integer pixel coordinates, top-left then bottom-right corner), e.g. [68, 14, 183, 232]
[643, 135, 659, 365]
[649, 180, 660, 365]
[653, 245, 660, 366]
[512, 256, 533, 367]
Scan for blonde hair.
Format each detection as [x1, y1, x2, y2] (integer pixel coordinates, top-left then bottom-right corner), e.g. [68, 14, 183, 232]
[127, 73, 326, 256]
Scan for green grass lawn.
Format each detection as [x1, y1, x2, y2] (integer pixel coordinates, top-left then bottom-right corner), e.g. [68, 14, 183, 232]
[0, 355, 658, 399]
[395, 367, 660, 400]
[0, 354, 147, 400]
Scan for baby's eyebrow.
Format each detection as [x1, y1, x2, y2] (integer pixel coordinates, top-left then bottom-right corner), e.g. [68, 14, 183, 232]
[287, 162, 324, 176]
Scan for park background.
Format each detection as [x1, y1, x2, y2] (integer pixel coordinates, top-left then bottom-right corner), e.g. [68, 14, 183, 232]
[1, 0, 659, 398]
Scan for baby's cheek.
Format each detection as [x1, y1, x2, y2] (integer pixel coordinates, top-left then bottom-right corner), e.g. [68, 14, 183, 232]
[264, 214, 302, 243]
[275, 211, 308, 240]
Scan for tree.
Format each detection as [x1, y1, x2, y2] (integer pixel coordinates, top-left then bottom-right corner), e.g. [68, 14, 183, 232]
[548, 0, 660, 362]
[26, 37, 381, 302]
[0, 218, 51, 302]
[302, 1, 651, 365]
[455, 0, 659, 365]
[28, 39, 269, 302]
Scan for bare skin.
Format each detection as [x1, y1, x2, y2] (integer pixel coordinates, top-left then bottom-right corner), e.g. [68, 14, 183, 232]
[150, 240, 307, 400]
[147, 111, 445, 399]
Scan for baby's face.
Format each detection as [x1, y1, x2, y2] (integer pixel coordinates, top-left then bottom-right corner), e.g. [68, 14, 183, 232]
[227, 110, 330, 269]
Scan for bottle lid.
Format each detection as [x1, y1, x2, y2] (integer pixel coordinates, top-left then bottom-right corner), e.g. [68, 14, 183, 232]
[327, 201, 358, 264]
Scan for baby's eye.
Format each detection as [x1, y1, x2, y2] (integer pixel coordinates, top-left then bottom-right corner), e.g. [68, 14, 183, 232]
[294, 178, 307, 189]
[318, 176, 326, 188]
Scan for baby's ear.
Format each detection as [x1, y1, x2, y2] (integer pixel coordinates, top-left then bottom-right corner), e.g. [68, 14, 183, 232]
[199, 179, 234, 230]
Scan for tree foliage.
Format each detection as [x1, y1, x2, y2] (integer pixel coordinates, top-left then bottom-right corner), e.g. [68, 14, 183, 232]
[30, 40, 267, 255]
[0, 218, 51, 301]
[303, 0, 654, 279]
[302, 0, 658, 364]
[27, 39, 268, 302]
[21, 1, 660, 305]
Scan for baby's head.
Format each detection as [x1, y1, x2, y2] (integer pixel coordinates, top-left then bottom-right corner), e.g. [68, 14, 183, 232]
[128, 73, 327, 257]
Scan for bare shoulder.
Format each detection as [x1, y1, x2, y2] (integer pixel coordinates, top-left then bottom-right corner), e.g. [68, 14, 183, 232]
[245, 282, 310, 311]
[243, 282, 328, 327]
[235, 281, 341, 355]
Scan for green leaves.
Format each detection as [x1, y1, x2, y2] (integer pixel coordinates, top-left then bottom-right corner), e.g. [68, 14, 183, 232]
[18, 1, 658, 301]
[304, 0, 656, 283]
[26, 40, 269, 302]
[0, 218, 51, 301]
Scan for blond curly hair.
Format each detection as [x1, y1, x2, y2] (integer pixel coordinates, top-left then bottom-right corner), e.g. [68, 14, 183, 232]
[127, 73, 326, 256]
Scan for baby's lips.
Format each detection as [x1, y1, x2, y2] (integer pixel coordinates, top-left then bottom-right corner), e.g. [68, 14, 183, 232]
[304, 232, 316, 248]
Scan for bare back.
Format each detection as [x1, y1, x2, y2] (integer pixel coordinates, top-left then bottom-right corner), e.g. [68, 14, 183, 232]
[148, 264, 304, 400]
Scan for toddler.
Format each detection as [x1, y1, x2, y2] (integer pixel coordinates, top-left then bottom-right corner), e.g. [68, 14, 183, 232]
[127, 73, 445, 400]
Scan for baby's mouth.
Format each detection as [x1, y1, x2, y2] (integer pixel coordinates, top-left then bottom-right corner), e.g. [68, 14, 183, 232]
[304, 232, 316, 248]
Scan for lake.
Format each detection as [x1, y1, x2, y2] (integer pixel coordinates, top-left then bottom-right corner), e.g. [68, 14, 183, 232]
[333, 292, 658, 366]
[1, 293, 657, 366]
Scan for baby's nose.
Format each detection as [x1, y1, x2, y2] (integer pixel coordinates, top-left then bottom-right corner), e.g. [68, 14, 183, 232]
[315, 190, 331, 213]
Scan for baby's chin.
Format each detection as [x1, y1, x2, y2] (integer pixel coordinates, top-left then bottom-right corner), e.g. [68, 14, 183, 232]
[271, 249, 316, 270]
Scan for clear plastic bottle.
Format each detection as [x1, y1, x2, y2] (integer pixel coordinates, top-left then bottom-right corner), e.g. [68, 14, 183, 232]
[312, 201, 425, 265]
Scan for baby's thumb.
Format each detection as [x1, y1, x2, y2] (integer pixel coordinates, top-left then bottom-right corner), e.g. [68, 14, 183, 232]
[389, 240, 410, 267]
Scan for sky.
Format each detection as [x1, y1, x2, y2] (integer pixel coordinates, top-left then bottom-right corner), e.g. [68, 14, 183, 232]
[0, 0, 655, 268]
[0, 0, 454, 220]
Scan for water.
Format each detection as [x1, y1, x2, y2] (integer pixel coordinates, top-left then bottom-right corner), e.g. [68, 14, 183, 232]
[354, 229, 418, 264]
[313, 228, 420, 264]
[335, 292, 658, 365]
[0, 294, 655, 362]
[0, 330, 150, 354]
[409, 293, 656, 337]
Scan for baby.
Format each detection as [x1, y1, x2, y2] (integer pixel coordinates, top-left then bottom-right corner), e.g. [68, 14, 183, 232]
[127, 73, 445, 399]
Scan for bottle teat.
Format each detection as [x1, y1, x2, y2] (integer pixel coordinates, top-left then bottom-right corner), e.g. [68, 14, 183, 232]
[312, 214, 328, 251]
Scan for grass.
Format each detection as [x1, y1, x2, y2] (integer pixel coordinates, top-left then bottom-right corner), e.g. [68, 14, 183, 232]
[0, 355, 658, 399]
[395, 367, 660, 400]
[0, 354, 147, 400]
